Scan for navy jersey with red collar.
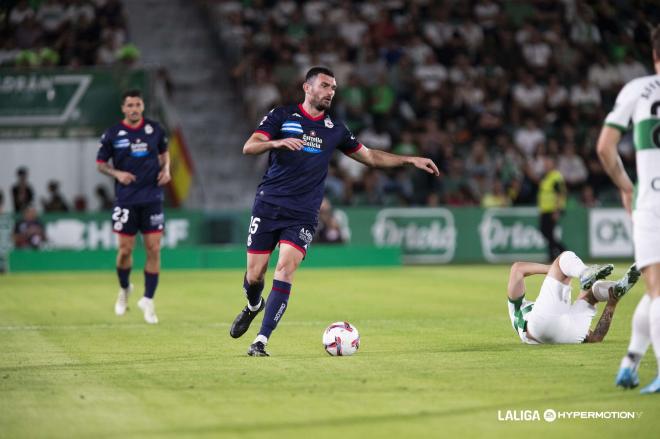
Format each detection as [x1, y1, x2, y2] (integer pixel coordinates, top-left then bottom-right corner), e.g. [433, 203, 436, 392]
[254, 104, 362, 222]
[96, 118, 168, 206]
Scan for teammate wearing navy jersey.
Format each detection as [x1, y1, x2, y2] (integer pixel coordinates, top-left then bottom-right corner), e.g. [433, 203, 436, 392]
[96, 89, 170, 324]
[230, 67, 440, 356]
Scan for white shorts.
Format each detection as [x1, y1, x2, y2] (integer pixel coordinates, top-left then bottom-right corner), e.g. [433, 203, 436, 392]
[526, 276, 596, 344]
[633, 208, 660, 270]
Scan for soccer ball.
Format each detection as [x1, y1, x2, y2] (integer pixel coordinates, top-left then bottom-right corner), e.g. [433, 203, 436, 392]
[322, 321, 360, 356]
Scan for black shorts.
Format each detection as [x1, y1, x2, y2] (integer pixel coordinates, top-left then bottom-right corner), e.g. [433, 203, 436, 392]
[112, 202, 164, 236]
[246, 199, 316, 256]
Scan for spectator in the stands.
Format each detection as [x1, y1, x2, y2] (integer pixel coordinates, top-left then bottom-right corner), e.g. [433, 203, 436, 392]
[95, 184, 114, 211]
[514, 117, 546, 158]
[580, 185, 600, 208]
[11, 167, 34, 214]
[244, 67, 280, 124]
[9, 0, 35, 29]
[42, 180, 69, 212]
[616, 53, 648, 83]
[13, 206, 46, 250]
[482, 180, 510, 208]
[557, 143, 588, 192]
[511, 72, 545, 124]
[315, 197, 346, 244]
[36, 0, 66, 44]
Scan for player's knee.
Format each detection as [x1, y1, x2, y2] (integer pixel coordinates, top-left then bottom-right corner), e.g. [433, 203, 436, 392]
[246, 269, 265, 284]
[247, 263, 267, 283]
[117, 244, 133, 259]
[556, 251, 576, 266]
[274, 262, 298, 280]
[145, 242, 160, 256]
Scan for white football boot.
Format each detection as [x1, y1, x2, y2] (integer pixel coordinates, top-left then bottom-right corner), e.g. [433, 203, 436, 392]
[137, 297, 159, 324]
[115, 284, 133, 316]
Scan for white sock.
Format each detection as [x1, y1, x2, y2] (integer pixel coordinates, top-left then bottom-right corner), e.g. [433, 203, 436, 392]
[247, 297, 262, 312]
[621, 294, 651, 370]
[558, 251, 588, 278]
[649, 296, 660, 376]
[254, 334, 268, 345]
[592, 280, 616, 302]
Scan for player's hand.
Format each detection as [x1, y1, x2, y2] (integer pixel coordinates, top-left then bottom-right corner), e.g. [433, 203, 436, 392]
[620, 188, 633, 214]
[115, 171, 137, 185]
[271, 138, 304, 151]
[410, 157, 440, 176]
[157, 168, 171, 186]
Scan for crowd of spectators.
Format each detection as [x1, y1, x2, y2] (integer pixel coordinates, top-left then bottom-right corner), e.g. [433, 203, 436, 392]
[0, 0, 139, 68]
[209, 0, 658, 208]
[1, 166, 115, 249]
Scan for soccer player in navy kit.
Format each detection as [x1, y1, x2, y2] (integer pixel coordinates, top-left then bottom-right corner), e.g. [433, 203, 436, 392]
[96, 89, 170, 324]
[230, 67, 440, 356]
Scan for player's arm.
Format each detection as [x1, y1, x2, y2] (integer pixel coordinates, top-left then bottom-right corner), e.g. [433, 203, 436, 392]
[583, 292, 618, 343]
[507, 262, 550, 300]
[96, 161, 136, 185]
[596, 126, 634, 213]
[242, 132, 305, 155]
[349, 145, 439, 176]
[157, 151, 171, 186]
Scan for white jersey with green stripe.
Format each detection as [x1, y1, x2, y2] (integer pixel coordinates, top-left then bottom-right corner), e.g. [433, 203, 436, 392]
[605, 74, 660, 211]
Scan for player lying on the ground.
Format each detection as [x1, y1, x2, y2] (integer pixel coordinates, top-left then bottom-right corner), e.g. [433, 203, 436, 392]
[507, 251, 640, 344]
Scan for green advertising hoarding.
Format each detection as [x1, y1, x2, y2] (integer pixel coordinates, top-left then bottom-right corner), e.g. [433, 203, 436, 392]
[0, 68, 148, 138]
[341, 206, 587, 264]
[38, 210, 204, 250]
[8, 206, 591, 270]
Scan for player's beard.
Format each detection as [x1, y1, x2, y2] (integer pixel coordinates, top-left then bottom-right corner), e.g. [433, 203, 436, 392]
[314, 96, 332, 111]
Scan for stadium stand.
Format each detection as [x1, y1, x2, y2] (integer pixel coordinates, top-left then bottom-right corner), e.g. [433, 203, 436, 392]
[202, 0, 658, 208]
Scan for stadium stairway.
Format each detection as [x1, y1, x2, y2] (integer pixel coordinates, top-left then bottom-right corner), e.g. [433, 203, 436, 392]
[122, 0, 259, 209]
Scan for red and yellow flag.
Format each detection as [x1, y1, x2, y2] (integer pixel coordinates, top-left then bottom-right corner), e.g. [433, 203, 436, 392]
[167, 126, 193, 206]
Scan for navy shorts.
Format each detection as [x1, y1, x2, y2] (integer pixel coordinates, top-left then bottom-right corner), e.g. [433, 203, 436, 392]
[246, 199, 316, 256]
[112, 202, 165, 236]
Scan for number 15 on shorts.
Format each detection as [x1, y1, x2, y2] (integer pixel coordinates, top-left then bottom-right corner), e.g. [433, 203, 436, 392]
[247, 216, 260, 246]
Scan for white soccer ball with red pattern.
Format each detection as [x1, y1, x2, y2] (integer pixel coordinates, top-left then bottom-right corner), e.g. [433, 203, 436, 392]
[322, 321, 360, 356]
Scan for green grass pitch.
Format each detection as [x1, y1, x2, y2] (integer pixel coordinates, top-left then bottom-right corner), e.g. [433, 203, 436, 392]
[1, 266, 658, 438]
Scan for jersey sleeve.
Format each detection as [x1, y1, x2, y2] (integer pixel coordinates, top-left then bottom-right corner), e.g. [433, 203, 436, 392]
[96, 129, 113, 163]
[337, 123, 362, 155]
[157, 124, 169, 154]
[604, 79, 639, 132]
[254, 107, 286, 139]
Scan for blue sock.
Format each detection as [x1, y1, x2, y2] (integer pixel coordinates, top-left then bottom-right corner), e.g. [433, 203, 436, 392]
[117, 267, 131, 289]
[259, 280, 291, 339]
[144, 271, 159, 299]
[243, 273, 265, 307]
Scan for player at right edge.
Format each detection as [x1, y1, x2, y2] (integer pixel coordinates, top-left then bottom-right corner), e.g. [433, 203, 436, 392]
[597, 24, 660, 394]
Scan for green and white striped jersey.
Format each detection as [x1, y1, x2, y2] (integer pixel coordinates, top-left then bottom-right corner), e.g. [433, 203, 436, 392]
[605, 74, 660, 211]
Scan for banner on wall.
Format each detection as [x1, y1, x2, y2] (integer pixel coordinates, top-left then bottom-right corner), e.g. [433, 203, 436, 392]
[37, 211, 202, 250]
[0, 68, 148, 138]
[589, 209, 633, 258]
[15, 206, 613, 264]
